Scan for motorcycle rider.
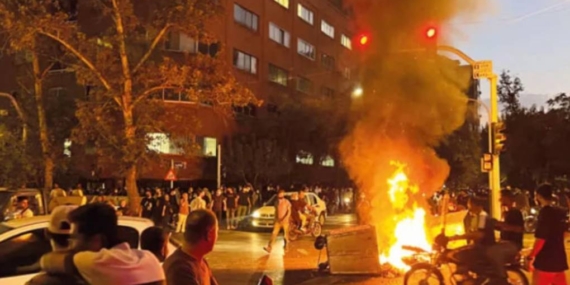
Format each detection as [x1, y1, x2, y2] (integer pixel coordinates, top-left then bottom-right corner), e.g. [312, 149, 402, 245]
[487, 190, 525, 285]
[290, 193, 303, 229]
[446, 196, 496, 277]
[298, 190, 316, 231]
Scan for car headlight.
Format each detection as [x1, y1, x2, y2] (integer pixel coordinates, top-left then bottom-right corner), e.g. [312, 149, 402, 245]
[530, 208, 537, 215]
[251, 211, 261, 218]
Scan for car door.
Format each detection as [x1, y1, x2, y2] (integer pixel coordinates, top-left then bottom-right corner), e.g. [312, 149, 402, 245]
[0, 227, 51, 285]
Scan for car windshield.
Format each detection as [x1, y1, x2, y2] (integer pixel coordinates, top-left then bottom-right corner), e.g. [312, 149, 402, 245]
[0, 223, 13, 235]
[0, 192, 14, 218]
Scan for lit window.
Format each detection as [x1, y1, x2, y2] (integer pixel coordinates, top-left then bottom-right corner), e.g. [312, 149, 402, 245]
[63, 139, 72, 157]
[321, 20, 335, 38]
[147, 133, 171, 154]
[297, 39, 315, 60]
[203, 137, 217, 157]
[234, 4, 258, 31]
[268, 64, 288, 86]
[321, 53, 335, 70]
[164, 32, 198, 53]
[233, 50, 257, 74]
[269, 23, 290, 47]
[273, 0, 289, 8]
[297, 4, 313, 25]
[321, 155, 335, 167]
[296, 151, 313, 165]
[341, 34, 352, 50]
[296, 77, 313, 94]
[342, 67, 351, 79]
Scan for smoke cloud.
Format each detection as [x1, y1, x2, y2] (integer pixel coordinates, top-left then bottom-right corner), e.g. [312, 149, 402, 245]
[340, 0, 488, 252]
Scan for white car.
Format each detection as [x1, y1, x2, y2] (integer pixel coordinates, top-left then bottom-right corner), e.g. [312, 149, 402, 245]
[248, 192, 327, 229]
[0, 216, 177, 285]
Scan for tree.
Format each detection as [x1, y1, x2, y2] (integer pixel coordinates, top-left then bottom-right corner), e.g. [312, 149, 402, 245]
[1, 0, 255, 210]
[498, 70, 524, 115]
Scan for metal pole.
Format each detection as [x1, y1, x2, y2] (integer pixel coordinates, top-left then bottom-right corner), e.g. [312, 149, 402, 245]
[217, 144, 222, 189]
[170, 159, 174, 189]
[489, 75, 501, 219]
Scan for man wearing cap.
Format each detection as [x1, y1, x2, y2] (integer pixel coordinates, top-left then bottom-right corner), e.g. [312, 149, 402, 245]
[27, 205, 84, 285]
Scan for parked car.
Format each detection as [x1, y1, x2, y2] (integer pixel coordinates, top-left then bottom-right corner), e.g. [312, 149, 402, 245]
[0, 215, 176, 285]
[0, 188, 47, 221]
[246, 191, 327, 229]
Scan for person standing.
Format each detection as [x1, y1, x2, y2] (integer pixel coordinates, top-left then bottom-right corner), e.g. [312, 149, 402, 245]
[226, 188, 238, 230]
[176, 192, 190, 233]
[162, 194, 174, 229]
[190, 189, 207, 211]
[487, 190, 524, 285]
[237, 187, 251, 223]
[152, 188, 165, 226]
[212, 189, 226, 228]
[70, 184, 84, 197]
[264, 189, 291, 253]
[163, 209, 219, 285]
[527, 184, 568, 285]
[140, 190, 154, 219]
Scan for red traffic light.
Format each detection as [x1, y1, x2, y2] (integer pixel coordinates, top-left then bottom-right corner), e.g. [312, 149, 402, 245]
[425, 27, 437, 39]
[359, 35, 369, 45]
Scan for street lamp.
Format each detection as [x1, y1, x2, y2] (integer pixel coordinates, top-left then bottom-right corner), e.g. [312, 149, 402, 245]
[352, 87, 363, 98]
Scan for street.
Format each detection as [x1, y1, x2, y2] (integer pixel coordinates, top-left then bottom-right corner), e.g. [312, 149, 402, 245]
[172, 214, 540, 285]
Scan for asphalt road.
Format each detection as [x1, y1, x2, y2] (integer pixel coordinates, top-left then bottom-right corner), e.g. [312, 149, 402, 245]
[171, 214, 543, 285]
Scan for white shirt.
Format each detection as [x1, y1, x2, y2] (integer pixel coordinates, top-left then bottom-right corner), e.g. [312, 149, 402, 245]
[74, 242, 164, 285]
[190, 197, 206, 211]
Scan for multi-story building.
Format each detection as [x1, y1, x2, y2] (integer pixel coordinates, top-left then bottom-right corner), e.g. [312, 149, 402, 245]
[0, 0, 358, 189]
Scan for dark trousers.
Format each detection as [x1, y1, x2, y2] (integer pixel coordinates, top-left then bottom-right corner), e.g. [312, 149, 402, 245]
[214, 210, 223, 227]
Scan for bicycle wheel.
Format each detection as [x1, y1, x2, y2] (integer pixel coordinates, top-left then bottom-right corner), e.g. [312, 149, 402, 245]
[403, 263, 444, 285]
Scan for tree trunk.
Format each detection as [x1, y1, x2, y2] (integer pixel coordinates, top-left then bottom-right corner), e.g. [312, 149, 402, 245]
[32, 42, 54, 193]
[125, 164, 138, 214]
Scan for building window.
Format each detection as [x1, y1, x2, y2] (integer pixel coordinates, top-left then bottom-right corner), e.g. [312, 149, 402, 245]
[198, 42, 220, 57]
[202, 137, 217, 157]
[268, 64, 288, 86]
[296, 151, 313, 165]
[341, 34, 352, 50]
[147, 133, 172, 154]
[63, 139, 72, 157]
[269, 23, 290, 47]
[321, 155, 335, 167]
[321, 86, 335, 97]
[297, 39, 315, 60]
[297, 4, 313, 25]
[233, 104, 257, 117]
[234, 4, 258, 31]
[164, 32, 198, 53]
[321, 20, 335, 38]
[321, 53, 335, 70]
[342, 67, 351, 79]
[233, 50, 257, 74]
[296, 77, 313, 94]
[273, 0, 289, 8]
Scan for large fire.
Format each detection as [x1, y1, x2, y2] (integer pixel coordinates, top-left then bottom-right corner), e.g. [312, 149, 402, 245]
[379, 162, 432, 271]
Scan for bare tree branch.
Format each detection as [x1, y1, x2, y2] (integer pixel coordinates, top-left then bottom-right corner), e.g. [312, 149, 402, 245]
[133, 24, 172, 74]
[39, 31, 113, 92]
[0, 91, 27, 142]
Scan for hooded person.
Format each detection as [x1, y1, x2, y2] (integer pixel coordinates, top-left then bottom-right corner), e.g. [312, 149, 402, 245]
[26, 205, 84, 285]
[38, 203, 165, 285]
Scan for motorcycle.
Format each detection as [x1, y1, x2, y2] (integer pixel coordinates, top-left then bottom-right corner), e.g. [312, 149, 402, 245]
[524, 206, 539, 233]
[288, 214, 322, 241]
[403, 234, 529, 285]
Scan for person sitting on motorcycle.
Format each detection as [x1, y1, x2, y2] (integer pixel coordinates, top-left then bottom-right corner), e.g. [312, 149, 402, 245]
[290, 193, 303, 229]
[446, 196, 496, 277]
[298, 190, 316, 231]
[486, 190, 524, 285]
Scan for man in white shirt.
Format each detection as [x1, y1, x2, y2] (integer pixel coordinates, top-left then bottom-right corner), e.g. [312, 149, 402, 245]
[13, 196, 34, 219]
[190, 189, 207, 211]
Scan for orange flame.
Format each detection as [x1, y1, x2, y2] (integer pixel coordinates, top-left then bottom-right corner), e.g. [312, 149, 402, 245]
[379, 161, 431, 271]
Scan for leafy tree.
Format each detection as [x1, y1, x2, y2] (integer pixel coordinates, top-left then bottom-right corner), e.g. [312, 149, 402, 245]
[1, 0, 255, 210]
[498, 70, 524, 115]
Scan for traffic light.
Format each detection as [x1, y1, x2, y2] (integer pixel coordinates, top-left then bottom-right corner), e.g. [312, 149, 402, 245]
[423, 25, 438, 54]
[425, 27, 437, 39]
[492, 122, 506, 154]
[355, 33, 370, 50]
[359, 35, 369, 46]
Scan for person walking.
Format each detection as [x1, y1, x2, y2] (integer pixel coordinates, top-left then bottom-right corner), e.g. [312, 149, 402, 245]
[237, 186, 251, 223]
[212, 189, 226, 229]
[176, 192, 190, 233]
[527, 184, 569, 285]
[264, 189, 291, 253]
[225, 188, 238, 229]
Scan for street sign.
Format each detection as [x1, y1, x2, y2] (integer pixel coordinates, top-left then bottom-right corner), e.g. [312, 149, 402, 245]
[473, 60, 493, 79]
[164, 168, 177, 181]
